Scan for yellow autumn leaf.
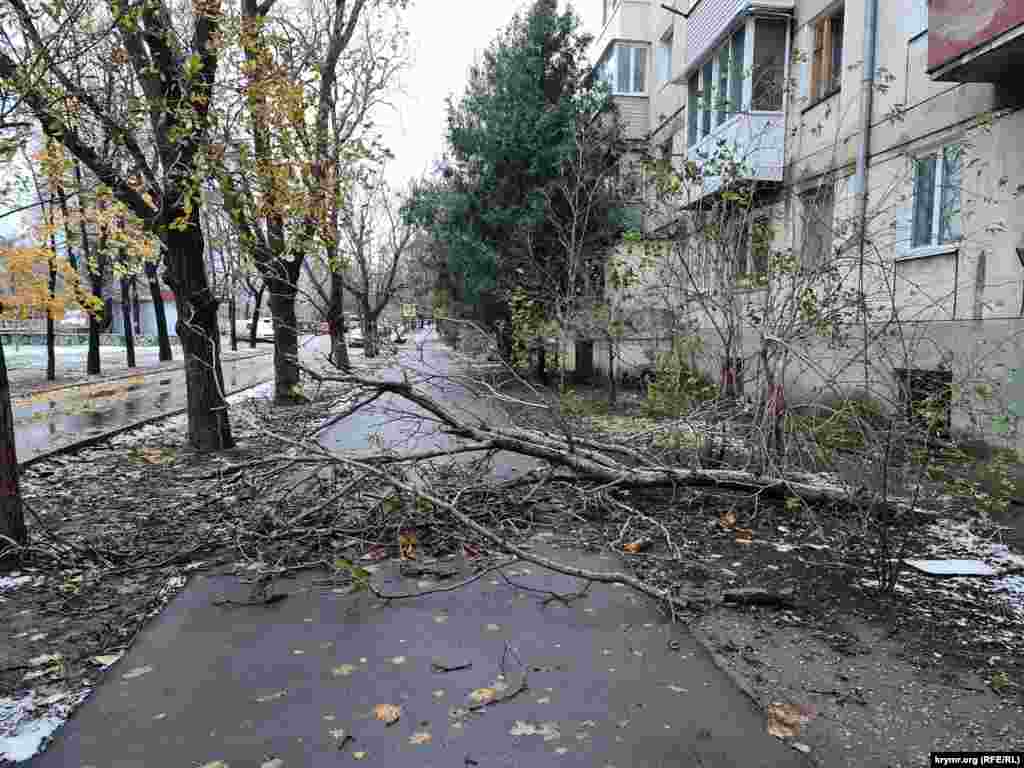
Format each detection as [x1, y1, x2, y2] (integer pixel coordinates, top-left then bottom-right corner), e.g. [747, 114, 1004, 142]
[468, 687, 496, 705]
[373, 703, 401, 725]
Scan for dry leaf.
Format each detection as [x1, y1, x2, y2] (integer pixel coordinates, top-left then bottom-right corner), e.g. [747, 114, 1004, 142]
[766, 702, 812, 739]
[719, 510, 737, 529]
[198, 762, 229, 768]
[255, 690, 288, 703]
[391, 655, 407, 665]
[91, 654, 122, 668]
[352, 752, 367, 760]
[408, 731, 432, 745]
[623, 539, 652, 553]
[399, 531, 417, 561]
[734, 527, 754, 542]
[332, 664, 357, 677]
[373, 703, 402, 725]
[468, 687, 496, 705]
[121, 665, 153, 680]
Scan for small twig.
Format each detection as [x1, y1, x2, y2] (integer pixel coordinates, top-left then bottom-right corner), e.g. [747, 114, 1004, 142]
[366, 560, 516, 601]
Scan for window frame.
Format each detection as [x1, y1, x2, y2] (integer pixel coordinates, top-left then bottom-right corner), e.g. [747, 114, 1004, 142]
[597, 43, 648, 96]
[910, 144, 962, 251]
[800, 181, 835, 269]
[656, 27, 673, 86]
[810, 6, 844, 104]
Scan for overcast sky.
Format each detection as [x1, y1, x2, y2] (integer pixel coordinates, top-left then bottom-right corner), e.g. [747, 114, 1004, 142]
[378, 0, 600, 190]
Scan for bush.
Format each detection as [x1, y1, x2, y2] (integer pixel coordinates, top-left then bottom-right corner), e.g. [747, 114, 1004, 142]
[788, 392, 888, 453]
[643, 337, 717, 417]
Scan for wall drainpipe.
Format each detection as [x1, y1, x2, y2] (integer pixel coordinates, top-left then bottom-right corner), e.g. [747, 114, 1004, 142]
[854, 0, 879, 396]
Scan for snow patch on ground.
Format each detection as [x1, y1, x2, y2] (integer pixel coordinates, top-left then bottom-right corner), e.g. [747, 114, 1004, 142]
[0, 688, 90, 763]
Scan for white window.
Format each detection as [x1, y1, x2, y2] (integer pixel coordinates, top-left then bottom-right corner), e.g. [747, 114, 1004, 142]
[911, 145, 962, 249]
[598, 43, 648, 95]
[656, 29, 673, 85]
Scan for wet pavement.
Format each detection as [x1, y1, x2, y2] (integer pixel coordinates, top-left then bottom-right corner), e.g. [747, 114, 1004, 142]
[23, 330, 809, 766]
[318, 330, 538, 480]
[30, 546, 808, 768]
[12, 337, 321, 463]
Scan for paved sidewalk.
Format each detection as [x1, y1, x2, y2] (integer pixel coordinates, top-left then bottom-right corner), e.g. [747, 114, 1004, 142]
[5, 339, 272, 398]
[30, 546, 810, 768]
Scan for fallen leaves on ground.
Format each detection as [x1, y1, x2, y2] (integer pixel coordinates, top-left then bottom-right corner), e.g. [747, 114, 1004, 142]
[373, 703, 402, 725]
[399, 531, 417, 560]
[719, 510, 737, 529]
[468, 687, 496, 705]
[766, 702, 814, 739]
[408, 731, 432, 745]
[734, 527, 754, 543]
[332, 664, 357, 677]
[352, 751, 367, 760]
[623, 539, 652, 554]
[508, 720, 560, 740]
[255, 690, 288, 703]
[121, 665, 153, 680]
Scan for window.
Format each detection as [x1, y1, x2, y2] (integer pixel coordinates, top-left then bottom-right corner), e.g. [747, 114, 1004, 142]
[753, 18, 788, 110]
[730, 25, 746, 113]
[687, 73, 699, 145]
[810, 7, 843, 102]
[597, 44, 648, 95]
[716, 45, 730, 125]
[701, 59, 714, 135]
[911, 145, 962, 248]
[656, 28, 673, 85]
[801, 182, 835, 268]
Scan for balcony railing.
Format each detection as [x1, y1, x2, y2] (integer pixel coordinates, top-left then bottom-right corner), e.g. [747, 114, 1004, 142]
[928, 0, 1024, 83]
[685, 111, 784, 197]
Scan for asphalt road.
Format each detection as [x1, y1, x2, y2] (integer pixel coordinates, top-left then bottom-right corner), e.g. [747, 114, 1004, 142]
[12, 336, 325, 463]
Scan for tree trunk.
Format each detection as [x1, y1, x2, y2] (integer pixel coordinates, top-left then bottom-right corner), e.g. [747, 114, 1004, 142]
[269, 278, 303, 403]
[607, 339, 617, 406]
[574, 339, 594, 384]
[162, 211, 234, 451]
[87, 271, 102, 376]
[229, 296, 238, 352]
[328, 271, 350, 370]
[121, 276, 136, 368]
[363, 312, 380, 358]
[46, 277, 56, 384]
[146, 262, 173, 362]
[0, 331, 26, 553]
[130, 277, 141, 336]
[250, 285, 264, 349]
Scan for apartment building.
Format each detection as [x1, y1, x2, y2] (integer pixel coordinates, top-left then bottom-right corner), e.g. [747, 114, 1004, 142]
[592, 0, 1024, 444]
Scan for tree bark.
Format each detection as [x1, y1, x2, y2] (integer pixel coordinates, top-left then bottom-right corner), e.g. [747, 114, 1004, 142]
[46, 255, 56, 382]
[269, 276, 303, 403]
[162, 210, 234, 451]
[0, 330, 26, 553]
[328, 270, 350, 370]
[229, 296, 237, 352]
[146, 262, 173, 361]
[607, 339, 617, 406]
[363, 308, 380, 358]
[121, 275, 136, 368]
[250, 284, 264, 349]
[87, 280, 101, 376]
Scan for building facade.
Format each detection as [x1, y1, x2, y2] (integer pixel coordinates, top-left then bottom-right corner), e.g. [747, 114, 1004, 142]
[593, 0, 1024, 444]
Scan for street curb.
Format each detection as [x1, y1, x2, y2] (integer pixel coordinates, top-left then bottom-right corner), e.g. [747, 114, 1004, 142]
[688, 620, 763, 707]
[11, 348, 272, 400]
[18, 377, 274, 470]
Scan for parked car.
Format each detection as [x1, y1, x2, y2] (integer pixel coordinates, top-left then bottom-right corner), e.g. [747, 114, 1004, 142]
[237, 316, 274, 339]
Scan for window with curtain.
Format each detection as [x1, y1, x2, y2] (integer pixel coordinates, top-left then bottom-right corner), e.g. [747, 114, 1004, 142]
[911, 144, 962, 249]
[811, 6, 844, 102]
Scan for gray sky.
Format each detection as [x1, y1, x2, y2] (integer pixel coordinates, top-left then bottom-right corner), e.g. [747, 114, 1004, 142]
[378, 0, 600, 190]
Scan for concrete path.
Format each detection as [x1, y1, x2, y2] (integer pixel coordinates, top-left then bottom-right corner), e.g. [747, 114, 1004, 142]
[30, 546, 808, 768]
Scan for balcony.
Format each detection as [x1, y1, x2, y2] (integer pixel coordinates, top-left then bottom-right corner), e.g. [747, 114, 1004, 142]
[686, 111, 784, 197]
[927, 0, 1024, 83]
[685, 0, 794, 72]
